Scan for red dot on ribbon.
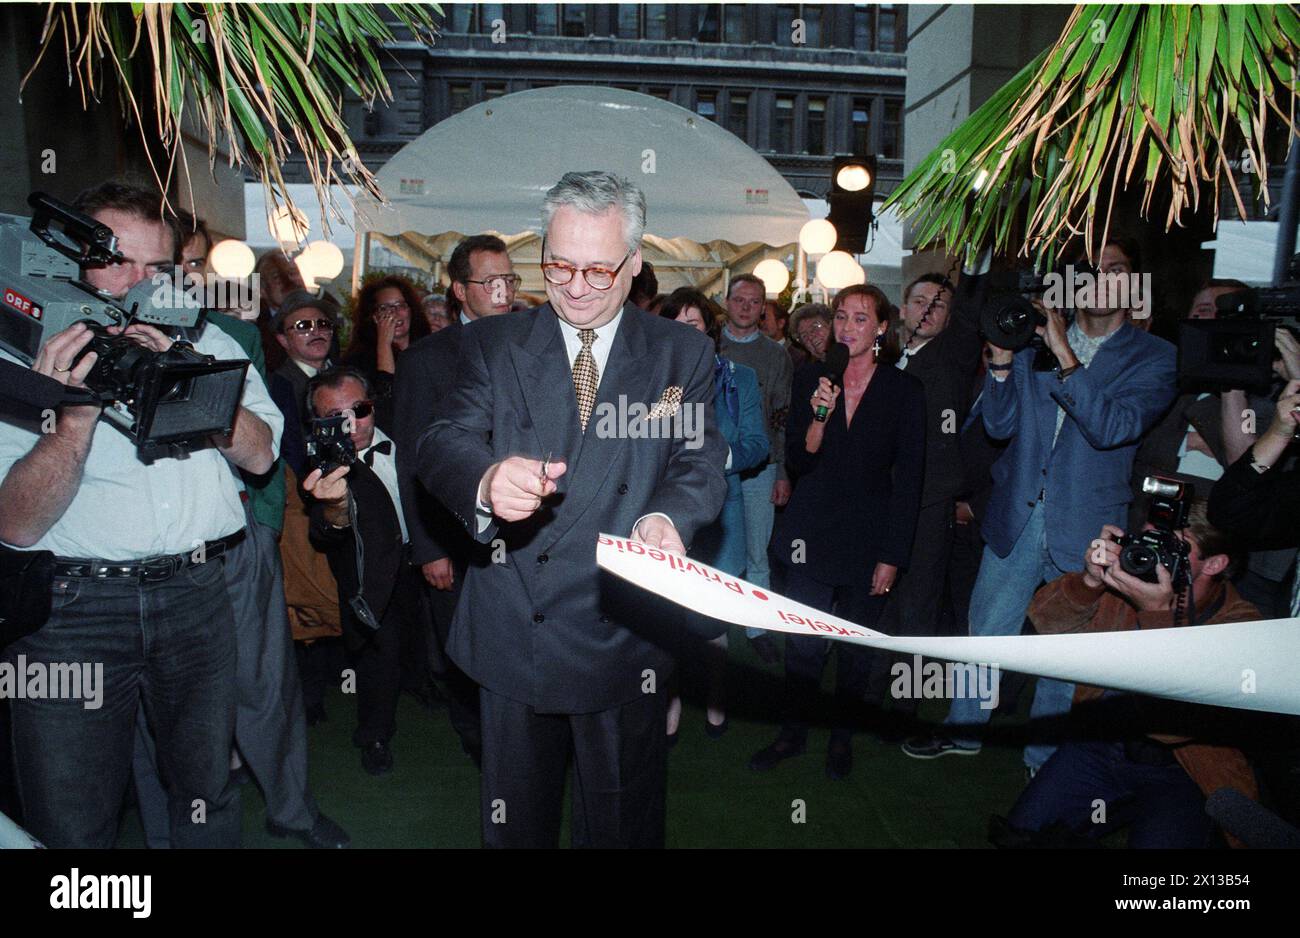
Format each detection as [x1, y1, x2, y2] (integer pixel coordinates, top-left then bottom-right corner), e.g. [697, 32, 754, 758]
[751, 590, 768, 601]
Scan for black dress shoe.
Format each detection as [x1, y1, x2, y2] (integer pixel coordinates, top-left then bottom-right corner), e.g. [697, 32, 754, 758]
[305, 702, 327, 727]
[360, 740, 394, 776]
[749, 634, 781, 666]
[705, 717, 729, 739]
[826, 739, 853, 780]
[266, 812, 351, 849]
[748, 731, 806, 771]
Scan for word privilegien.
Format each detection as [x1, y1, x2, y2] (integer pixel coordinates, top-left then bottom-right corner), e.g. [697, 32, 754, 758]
[0, 656, 103, 710]
[890, 654, 1001, 711]
[591, 395, 705, 450]
[1040, 267, 1152, 318]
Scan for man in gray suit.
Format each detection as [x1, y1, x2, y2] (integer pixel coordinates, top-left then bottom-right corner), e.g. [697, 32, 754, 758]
[419, 171, 727, 847]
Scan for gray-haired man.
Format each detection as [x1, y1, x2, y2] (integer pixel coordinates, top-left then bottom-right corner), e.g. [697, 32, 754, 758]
[418, 171, 727, 847]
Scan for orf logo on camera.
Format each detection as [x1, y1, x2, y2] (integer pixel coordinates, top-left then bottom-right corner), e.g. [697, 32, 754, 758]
[3, 287, 42, 320]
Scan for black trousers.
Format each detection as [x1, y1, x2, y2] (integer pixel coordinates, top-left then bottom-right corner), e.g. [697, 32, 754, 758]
[478, 687, 668, 848]
[424, 566, 482, 763]
[780, 566, 888, 740]
[345, 562, 422, 747]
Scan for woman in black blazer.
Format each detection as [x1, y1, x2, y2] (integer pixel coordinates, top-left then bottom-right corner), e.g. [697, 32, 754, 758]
[749, 284, 926, 780]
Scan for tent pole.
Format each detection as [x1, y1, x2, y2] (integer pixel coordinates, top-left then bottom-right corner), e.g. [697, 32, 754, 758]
[353, 229, 368, 297]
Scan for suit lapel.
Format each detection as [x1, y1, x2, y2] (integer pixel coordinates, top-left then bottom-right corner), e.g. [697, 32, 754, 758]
[509, 305, 581, 465]
[545, 303, 654, 548]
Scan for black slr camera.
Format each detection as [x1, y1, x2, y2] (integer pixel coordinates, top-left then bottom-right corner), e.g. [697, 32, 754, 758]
[1117, 477, 1193, 585]
[306, 414, 357, 475]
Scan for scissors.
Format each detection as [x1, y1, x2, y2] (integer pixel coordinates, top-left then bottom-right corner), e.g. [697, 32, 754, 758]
[539, 451, 553, 489]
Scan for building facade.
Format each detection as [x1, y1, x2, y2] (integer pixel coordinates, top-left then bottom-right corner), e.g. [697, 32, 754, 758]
[308, 4, 909, 201]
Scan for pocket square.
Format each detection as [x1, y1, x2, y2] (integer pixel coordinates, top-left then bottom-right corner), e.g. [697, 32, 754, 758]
[646, 386, 683, 421]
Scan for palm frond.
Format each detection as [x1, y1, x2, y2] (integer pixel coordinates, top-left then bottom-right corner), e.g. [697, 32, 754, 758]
[884, 4, 1300, 268]
[22, 2, 439, 231]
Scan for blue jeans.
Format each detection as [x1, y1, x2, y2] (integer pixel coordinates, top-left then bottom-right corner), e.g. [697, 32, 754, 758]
[1008, 741, 1212, 848]
[740, 463, 776, 639]
[6, 557, 240, 848]
[943, 502, 1074, 770]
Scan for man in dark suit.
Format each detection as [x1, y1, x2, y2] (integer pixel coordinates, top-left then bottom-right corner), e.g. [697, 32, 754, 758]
[303, 367, 421, 776]
[394, 234, 519, 764]
[871, 274, 981, 730]
[419, 171, 727, 848]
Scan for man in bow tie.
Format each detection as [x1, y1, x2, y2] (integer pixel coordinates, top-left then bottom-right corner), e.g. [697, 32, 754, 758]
[419, 170, 727, 848]
[303, 366, 420, 777]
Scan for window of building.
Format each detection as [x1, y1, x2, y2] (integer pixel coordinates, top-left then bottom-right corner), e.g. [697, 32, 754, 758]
[480, 4, 505, 32]
[484, 83, 507, 99]
[696, 91, 718, 121]
[807, 97, 826, 155]
[724, 5, 748, 43]
[644, 4, 669, 40]
[616, 5, 640, 38]
[449, 83, 472, 115]
[774, 96, 795, 152]
[852, 97, 871, 154]
[802, 5, 823, 47]
[448, 5, 473, 33]
[879, 4, 898, 52]
[854, 5, 874, 50]
[562, 5, 587, 37]
[775, 5, 798, 46]
[728, 93, 750, 139]
[647, 86, 673, 101]
[534, 5, 558, 35]
[882, 97, 903, 158]
[696, 5, 721, 43]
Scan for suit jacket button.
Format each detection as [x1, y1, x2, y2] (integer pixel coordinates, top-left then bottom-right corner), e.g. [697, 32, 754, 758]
[599, 615, 611, 623]
[537, 553, 549, 564]
[1026, 501, 1036, 508]
[533, 613, 545, 623]
[617, 483, 629, 495]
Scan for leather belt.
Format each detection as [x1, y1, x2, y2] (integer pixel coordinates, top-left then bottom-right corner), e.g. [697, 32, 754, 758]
[52, 529, 248, 583]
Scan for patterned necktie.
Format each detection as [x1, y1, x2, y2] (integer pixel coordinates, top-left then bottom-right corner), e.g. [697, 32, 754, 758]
[573, 328, 600, 431]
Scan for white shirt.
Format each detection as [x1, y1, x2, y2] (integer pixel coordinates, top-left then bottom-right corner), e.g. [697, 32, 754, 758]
[294, 358, 328, 378]
[359, 427, 408, 544]
[555, 310, 623, 388]
[0, 326, 283, 558]
[897, 336, 934, 371]
[1176, 394, 1224, 481]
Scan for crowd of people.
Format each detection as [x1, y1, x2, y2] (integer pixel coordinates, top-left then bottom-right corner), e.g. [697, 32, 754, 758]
[0, 170, 1297, 850]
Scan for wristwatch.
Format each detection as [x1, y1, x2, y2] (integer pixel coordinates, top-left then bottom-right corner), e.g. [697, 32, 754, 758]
[1056, 363, 1080, 381]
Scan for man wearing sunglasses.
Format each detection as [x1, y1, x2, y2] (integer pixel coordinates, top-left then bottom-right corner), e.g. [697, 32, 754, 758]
[268, 290, 341, 479]
[302, 367, 418, 777]
[419, 171, 727, 848]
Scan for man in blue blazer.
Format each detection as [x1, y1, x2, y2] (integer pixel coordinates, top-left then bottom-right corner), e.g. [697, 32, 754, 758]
[419, 172, 727, 847]
[905, 246, 1177, 774]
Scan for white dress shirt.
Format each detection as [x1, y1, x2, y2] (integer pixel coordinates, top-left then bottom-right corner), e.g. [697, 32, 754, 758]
[358, 427, 408, 544]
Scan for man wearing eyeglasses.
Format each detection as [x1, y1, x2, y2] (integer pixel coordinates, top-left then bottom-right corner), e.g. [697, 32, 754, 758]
[418, 171, 726, 848]
[394, 235, 519, 768]
[268, 290, 341, 478]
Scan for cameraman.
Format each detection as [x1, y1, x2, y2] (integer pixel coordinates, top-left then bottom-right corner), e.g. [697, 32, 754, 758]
[301, 367, 420, 776]
[0, 182, 279, 848]
[904, 240, 1178, 774]
[1003, 505, 1261, 848]
[1209, 379, 1300, 601]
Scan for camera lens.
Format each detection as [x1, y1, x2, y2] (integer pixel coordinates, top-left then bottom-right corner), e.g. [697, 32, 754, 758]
[1120, 544, 1158, 577]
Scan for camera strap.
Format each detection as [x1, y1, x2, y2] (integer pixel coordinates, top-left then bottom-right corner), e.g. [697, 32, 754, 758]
[345, 487, 381, 632]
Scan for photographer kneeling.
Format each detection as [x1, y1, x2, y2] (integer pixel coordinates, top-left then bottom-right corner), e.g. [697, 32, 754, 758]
[1002, 499, 1261, 849]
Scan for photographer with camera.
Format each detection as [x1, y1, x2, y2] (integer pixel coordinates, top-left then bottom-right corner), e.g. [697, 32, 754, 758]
[997, 501, 1261, 848]
[904, 239, 1177, 775]
[0, 182, 280, 848]
[301, 366, 420, 776]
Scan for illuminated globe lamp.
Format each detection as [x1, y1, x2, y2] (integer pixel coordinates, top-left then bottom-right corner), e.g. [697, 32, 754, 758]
[299, 240, 345, 282]
[835, 162, 873, 193]
[753, 258, 790, 295]
[208, 239, 256, 279]
[798, 218, 837, 256]
[815, 250, 862, 290]
[268, 204, 310, 251]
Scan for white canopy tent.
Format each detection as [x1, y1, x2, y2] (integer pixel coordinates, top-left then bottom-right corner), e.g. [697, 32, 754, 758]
[351, 86, 811, 299]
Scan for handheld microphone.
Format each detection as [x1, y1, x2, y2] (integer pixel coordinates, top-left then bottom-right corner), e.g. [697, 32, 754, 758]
[814, 341, 850, 423]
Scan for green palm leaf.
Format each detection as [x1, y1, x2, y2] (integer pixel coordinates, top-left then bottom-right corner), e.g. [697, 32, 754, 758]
[885, 4, 1300, 267]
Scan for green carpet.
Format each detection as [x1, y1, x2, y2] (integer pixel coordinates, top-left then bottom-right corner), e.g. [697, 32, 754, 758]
[116, 626, 1092, 848]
